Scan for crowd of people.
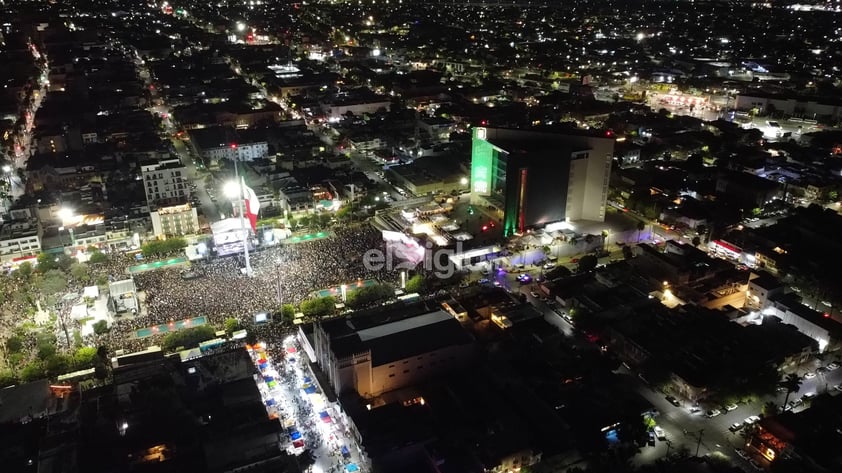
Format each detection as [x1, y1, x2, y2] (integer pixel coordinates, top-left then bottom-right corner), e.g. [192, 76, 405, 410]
[102, 224, 401, 352]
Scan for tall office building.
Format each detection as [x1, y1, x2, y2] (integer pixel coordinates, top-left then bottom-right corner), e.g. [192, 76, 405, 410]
[470, 127, 614, 236]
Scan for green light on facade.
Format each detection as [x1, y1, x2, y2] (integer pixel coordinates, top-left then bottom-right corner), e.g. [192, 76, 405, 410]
[471, 132, 493, 195]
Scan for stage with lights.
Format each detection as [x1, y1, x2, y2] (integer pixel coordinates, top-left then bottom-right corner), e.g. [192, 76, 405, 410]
[382, 230, 426, 266]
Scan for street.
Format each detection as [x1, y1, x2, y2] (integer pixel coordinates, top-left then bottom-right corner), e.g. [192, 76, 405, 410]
[248, 337, 368, 473]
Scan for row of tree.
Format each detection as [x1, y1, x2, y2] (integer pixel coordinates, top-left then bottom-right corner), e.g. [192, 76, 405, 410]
[141, 237, 188, 258]
[161, 325, 217, 352]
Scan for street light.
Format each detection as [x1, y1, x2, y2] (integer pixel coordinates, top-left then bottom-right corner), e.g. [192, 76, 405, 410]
[223, 181, 241, 200]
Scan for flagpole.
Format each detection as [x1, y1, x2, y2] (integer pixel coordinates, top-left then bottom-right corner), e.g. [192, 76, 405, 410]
[234, 158, 252, 276]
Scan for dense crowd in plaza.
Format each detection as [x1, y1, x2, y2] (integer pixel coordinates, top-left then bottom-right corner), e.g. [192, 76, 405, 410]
[101, 224, 399, 351]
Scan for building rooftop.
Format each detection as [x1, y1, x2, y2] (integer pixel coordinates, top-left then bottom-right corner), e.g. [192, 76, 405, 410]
[329, 309, 472, 366]
[0, 380, 54, 424]
[749, 272, 784, 291]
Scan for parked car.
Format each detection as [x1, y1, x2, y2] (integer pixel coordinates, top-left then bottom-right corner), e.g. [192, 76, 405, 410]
[653, 426, 666, 440]
[749, 459, 763, 471]
[834, 384, 842, 392]
[735, 449, 750, 460]
[724, 403, 739, 412]
[729, 422, 743, 432]
[827, 362, 840, 371]
[705, 409, 722, 418]
[744, 415, 761, 425]
[665, 395, 681, 407]
[804, 372, 816, 379]
[647, 431, 656, 446]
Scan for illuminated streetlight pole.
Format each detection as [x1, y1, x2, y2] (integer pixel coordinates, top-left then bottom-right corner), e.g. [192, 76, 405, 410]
[225, 152, 252, 276]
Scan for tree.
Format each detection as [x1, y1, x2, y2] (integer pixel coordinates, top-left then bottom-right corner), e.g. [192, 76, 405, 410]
[281, 304, 296, 322]
[780, 373, 802, 410]
[20, 362, 46, 382]
[577, 254, 598, 273]
[37, 338, 57, 359]
[5, 335, 23, 354]
[92, 320, 110, 335]
[142, 237, 188, 258]
[224, 317, 241, 336]
[69, 262, 90, 284]
[346, 284, 394, 309]
[161, 325, 216, 352]
[738, 425, 755, 446]
[36, 252, 58, 272]
[39, 269, 68, 296]
[404, 274, 426, 294]
[94, 363, 108, 380]
[692, 236, 701, 247]
[762, 401, 779, 417]
[73, 347, 98, 370]
[622, 245, 634, 260]
[636, 221, 646, 242]
[56, 253, 74, 272]
[45, 354, 70, 377]
[88, 251, 109, 264]
[300, 296, 336, 317]
[13, 262, 33, 281]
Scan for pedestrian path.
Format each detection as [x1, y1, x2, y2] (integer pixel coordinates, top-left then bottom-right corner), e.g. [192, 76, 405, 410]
[247, 338, 367, 473]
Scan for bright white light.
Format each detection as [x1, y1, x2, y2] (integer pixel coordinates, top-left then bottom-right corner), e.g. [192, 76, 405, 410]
[371, 48, 381, 57]
[223, 181, 241, 199]
[636, 32, 645, 41]
[460, 177, 469, 186]
[236, 22, 246, 32]
[1, 165, 10, 173]
[58, 208, 74, 221]
[629, 76, 638, 84]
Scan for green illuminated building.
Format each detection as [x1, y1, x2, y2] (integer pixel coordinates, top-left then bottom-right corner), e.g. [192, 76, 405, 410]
[470, 127, 614, 237]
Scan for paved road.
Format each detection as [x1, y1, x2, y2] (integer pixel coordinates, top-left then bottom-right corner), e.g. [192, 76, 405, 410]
[171, 138, 220, 222]
[626, 361, 842, 468]
[513, 272, 842, 469]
